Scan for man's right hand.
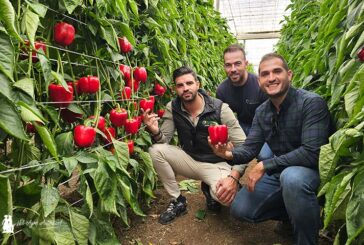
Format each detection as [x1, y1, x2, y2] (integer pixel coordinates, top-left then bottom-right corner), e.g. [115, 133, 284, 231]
[208, 137, 234, 160]
[142, 108, 160, 135]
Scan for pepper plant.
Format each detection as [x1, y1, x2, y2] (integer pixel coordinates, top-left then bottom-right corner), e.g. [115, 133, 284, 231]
[277, 0, 364, 243]
[0, 0, 235, 243]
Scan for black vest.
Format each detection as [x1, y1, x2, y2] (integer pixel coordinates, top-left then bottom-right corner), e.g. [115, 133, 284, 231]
[172, 89, 227, 163]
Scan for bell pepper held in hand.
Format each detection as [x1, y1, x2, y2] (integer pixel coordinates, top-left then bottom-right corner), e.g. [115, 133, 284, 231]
[74, 125, 96, 148]
[208, 124, 228, 145]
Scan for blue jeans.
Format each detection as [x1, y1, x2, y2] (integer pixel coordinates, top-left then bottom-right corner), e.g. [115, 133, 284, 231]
[231, 166, 321, 245]
[240, 123, 273, 161]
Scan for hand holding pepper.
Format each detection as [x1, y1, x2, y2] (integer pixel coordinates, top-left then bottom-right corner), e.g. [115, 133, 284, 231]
[142, 108, 160, 136]
[208, 137, 234, 160]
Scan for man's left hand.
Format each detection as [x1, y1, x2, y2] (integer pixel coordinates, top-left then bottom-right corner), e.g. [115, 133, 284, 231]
[215, 176, 239, 206]
[246, 161, 265, 192]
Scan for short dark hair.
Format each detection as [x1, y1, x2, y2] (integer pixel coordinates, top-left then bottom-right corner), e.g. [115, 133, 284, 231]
[223, 44, 246, 58]
[172, 66, 198, 83]
[258, 53, 289, 73]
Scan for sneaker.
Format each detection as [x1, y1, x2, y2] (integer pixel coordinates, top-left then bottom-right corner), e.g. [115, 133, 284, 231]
[201, 182, 222, 212]
[274, 220, 293, 236]
[159, 197, 187, 225]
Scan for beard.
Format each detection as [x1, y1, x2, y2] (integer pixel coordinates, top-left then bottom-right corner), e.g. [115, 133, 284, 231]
[180, 90, 198, 103]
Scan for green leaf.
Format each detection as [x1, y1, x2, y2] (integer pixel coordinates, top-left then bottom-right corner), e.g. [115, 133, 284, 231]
[346, 170, 364, 243]
[54, 219, 75, 245]
[13, 77, 35, 99]
[61, 0, 83, 14]
[0, 30, 15, 81]
[112, 140, 129, 168]
[0, 93, 28, 141]
[100, 24, 118, 51]
[17, 101, 46, 123]
[0, 73, 13, 100]
[69, 209, 89, 245]
[34, 123, 59, 160]
[0, 175, 12, 222]
[76, 152, 98, 164]
[39, 52, 52, 88]
[195, 209, 206, 220]
[117, 21, 135, 46]
[51, 71, 70, 92]
[115, 0, 129, 21]
[0, 0, 22, 41]
[41, 186, 60, 217]
[85, 180, 93, 218]
[63, 156, 78, 176]
[22, 8, 39, 46]
[27, 1, 47, 18]
[56, 132, 74, 157]
[128, 0, 139, 17]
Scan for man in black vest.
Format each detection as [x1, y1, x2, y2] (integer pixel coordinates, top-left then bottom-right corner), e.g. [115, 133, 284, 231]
[143, 66, 246, 224]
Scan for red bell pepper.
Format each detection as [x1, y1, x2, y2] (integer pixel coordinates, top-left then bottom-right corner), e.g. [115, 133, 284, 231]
[78, 76, 100, 94]
[48, 83, 74, 107]
[127, 139, 134, 154]
[157, 109, 165, 118]
[139, 98, 154, 112]
[74, 125, 96, 148]
[154, 83, 166, 96]
[118, 37, 133, 53]
[358, 47, 364, 61]
[102, 127, 116, 143]
[125, 118, 139, 135]
[208, 124, 228, 145]
[121, 86, 132, 100]
[119, 64, 131, 80]
[126, 78, 140, 91]
[54, 22, 75, 46]
[134, 115, 142, 128]
[88, 116, 106, 130]
[133, 67, 147, 82]
[110, 108, 128, 127]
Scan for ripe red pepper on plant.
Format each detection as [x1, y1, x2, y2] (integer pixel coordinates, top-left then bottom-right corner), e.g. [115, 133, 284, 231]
[126, 78, 140, 91]
[88, 116, 106, 130]
[25, 123, 36, 134]
[48, 83, 74, 107]
[139, 98, 154, 112]
[134, 115, 142, 128]
[154, 83, 166, 96]
[127, 139, 134, 154]
[125, 118, 139, 135]
[74, 125, 96, 148]
[119, 64, 131, 80]
[118, 37, 133, 53]
[208, 124, 228, 145]
[77, 76, 100, 94]
[358, 47, 364, 61]
[157, 109, 165, 118]
[102, 127, 116, 143]
[22, 40, 46, 62]
[110, 108, 128, 127]
[54, 22, 75, 46]
[121, 87, 132, 100]
[133, 67, 147, 82]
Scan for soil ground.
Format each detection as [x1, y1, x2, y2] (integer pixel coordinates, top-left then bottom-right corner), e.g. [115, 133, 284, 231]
[116, 178, 332, 245]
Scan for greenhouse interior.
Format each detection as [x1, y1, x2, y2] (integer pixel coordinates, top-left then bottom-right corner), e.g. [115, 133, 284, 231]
[0, 0, 363, 244]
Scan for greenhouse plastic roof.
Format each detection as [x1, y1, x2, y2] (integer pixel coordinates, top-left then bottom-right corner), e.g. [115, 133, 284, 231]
[216, 0, 291, 39]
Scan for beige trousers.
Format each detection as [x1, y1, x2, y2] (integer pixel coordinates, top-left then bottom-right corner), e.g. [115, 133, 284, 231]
[149, 143, 232, 202]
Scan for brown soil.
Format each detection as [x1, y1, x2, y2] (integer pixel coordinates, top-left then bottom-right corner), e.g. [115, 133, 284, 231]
[116, 180, 332, 245]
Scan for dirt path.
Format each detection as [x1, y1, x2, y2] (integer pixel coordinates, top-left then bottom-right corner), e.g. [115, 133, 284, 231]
[117, 181, 331, 245]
